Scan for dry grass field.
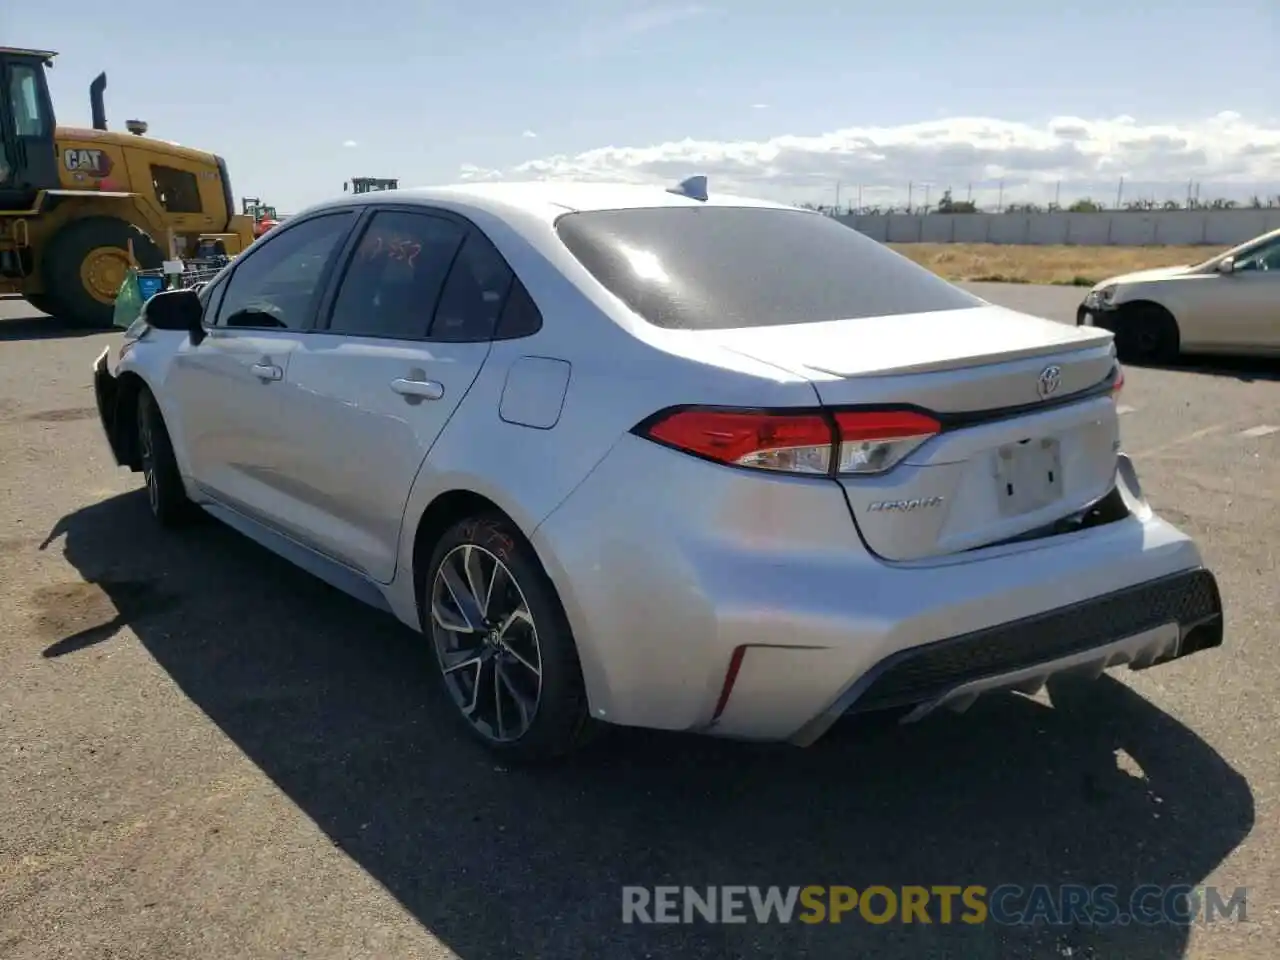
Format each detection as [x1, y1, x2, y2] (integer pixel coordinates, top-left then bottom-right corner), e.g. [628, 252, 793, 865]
[889, 243, 1220, 286]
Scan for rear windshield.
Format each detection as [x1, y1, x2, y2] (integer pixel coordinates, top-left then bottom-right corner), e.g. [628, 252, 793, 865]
[555, 205, 982, 330]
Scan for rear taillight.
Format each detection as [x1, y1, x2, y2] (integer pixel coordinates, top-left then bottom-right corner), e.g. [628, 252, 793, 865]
[637, 407, 941, 476]
[643, 409, 835, 475]
[833, 410, 941, 474]
[1111, 365, 1125, 401]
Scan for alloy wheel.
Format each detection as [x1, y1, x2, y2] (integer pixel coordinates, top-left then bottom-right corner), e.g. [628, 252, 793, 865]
[429, 543, 543, 742]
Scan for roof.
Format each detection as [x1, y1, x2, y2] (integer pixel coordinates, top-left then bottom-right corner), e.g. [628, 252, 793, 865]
[313, 180, 805, 223]
[0, 47, 58, 59]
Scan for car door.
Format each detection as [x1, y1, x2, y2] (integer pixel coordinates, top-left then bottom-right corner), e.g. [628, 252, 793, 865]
[1219, 236, 1280, 350]
[168, 210, 358, 520]
[265, 207, 515, 581]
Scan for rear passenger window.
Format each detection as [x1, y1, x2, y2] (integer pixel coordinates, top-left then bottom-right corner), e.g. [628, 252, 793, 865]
[327, 211, 465, 340]
[429, 230, 515, 342]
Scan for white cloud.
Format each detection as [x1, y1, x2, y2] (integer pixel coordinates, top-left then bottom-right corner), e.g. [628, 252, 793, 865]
[577, 4, 712, 55]
[460, 112, 1280, 209]
[522, 129, 538, 139]
[751, 103, 769, 110]
[458, 163, 504, 182]
[342, 139, 358, 148]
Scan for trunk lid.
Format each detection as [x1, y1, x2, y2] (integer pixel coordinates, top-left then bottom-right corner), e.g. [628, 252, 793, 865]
[705, 305, 1122, 562]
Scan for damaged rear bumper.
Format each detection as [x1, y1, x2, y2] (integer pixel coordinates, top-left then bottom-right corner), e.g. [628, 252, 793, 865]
[790, 566, 1224, 745]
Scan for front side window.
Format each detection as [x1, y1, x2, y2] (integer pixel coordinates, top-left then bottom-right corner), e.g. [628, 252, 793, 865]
[8, 65, 48, 137]
[1233, 237, 1280, 272]
[555, 206, 982, 330]
[215, 212, 355, 330]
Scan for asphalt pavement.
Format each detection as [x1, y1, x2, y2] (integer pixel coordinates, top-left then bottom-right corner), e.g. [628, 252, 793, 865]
[1, 287, 1277, 960]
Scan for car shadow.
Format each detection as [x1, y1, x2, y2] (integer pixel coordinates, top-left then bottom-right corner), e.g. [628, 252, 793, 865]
[1132, 354, 1280, 383]
[40, 490, 1254, 960]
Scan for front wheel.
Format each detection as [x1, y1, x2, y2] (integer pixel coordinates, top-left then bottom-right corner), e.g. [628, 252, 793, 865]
[136, 388, 196, 527]
[424, 514, 594, 761]
[1114, 304, 1180, 365]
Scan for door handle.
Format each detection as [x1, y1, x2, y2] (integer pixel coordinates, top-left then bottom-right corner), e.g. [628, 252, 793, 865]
[251, 362, 283, 381]
[390, 378, 444, 401]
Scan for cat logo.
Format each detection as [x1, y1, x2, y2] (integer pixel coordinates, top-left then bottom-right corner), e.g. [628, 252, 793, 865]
[63, 147, 114, 178]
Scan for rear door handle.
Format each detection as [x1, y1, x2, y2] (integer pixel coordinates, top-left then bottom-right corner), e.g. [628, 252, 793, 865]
[390, 378, 444, 401]
[251, 362, 283, 381]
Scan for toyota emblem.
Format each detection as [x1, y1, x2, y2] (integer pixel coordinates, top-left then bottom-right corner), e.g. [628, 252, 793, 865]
[1036, 365, 1062, 400]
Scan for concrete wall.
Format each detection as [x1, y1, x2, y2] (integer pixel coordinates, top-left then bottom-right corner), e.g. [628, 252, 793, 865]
[840, 209, 1280, 246]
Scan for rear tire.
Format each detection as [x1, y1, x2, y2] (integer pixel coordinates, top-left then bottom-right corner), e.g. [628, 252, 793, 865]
[1114, 303, 1180, 365]
[42, 217, 163, 330]
[423, 513, 596, 762]
[136, 388, 196, 528]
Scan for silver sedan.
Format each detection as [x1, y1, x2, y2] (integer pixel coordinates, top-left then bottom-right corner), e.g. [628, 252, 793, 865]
[92, 178, 1224, 761]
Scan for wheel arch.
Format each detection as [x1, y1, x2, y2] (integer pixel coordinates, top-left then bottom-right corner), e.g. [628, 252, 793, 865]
[1116, 297, 1178, 324]
[406, 486, 608, 718]
[410, 489, 510, 628]
[110, 369, 149, 471]
[109, 365, 192, 478]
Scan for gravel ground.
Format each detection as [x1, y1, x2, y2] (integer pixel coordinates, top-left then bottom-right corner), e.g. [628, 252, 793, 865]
[1, 287, 1277, 959]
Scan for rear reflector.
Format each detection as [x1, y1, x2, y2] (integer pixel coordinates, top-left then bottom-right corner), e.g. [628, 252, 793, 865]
[638, 406, 941, 476]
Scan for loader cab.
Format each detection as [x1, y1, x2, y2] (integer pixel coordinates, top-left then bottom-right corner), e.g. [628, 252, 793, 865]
[0, 48, 59, 210]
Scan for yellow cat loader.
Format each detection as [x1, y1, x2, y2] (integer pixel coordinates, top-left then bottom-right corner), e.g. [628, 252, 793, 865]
[0, 47, 256, 327]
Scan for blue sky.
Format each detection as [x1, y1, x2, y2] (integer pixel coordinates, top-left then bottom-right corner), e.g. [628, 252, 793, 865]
[9, 1, 1279, 212]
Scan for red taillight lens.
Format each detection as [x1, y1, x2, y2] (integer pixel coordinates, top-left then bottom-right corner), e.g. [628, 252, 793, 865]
[638, 407, 942, 476]
[642, 409, 835, 475]
[1111, 365, 1125, 400]
[833, 410, 941, 474]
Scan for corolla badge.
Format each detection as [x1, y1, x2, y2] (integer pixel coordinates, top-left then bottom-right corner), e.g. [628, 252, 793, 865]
[868, 496, 944, 513]
[1036, 365, 1062, 400]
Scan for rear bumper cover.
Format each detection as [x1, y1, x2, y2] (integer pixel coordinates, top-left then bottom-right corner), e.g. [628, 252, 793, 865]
[789, 566, 1223, 745]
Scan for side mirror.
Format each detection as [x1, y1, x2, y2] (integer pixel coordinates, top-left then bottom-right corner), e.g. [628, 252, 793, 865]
[142, 288, 205, 343]
[1216, 257, 1235, 274]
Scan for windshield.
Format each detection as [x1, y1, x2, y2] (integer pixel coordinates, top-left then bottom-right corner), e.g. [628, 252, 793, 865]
[555, 205, 982, 330]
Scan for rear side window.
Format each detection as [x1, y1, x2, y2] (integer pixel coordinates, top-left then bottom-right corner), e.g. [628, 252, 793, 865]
[327, 211, 466, 340]
[555, 206, 982, 330]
